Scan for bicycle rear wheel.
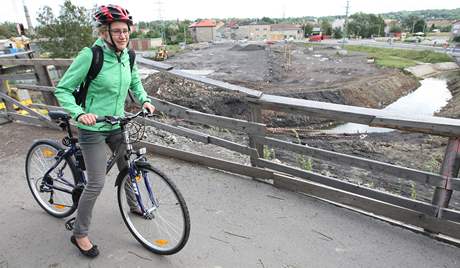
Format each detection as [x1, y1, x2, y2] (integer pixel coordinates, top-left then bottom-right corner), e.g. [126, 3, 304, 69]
[25, 140, 78, 218]
[117, 165, 190, 255]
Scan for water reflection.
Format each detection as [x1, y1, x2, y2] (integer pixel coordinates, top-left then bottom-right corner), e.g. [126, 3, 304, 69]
[327, 78, 452, 134]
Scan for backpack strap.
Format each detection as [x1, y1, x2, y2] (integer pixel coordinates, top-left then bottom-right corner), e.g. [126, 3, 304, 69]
[74, 45, 104, 108]
[127, 49, 137, 103]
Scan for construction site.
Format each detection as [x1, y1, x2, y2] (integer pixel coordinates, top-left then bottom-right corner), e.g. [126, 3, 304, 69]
[140, 41, 460, 208]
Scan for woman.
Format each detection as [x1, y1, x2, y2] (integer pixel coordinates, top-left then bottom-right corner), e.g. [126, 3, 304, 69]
[54, 4, 155, 258]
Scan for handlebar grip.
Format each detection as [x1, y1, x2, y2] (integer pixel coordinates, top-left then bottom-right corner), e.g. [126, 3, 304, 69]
[95, 116, 106, 123]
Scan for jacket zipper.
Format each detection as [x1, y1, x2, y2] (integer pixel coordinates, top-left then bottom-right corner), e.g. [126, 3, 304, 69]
[114, 51, 124, 116]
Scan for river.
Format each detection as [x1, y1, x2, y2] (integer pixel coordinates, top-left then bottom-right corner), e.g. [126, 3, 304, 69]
[327, 78, 452, 134]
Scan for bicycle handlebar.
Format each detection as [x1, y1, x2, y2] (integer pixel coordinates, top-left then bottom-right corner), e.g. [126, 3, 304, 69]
[96, 110, 153, 126]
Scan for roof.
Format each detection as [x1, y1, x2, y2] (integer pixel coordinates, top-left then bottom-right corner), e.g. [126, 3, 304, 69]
[189, 20, 216, 28]
[270, 24, 302, 31]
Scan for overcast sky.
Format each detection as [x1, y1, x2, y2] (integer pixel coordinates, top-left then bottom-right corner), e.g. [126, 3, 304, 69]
[2, 0, 459, 27]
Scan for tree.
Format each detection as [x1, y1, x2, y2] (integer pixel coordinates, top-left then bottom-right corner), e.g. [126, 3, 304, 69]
[260, 17, 274, 25]
[332, 27, 343, 39]
[320, 20, 332, 36]
[402, 16, 426, 33]
[35, 0, 93, 58]
[347, 12, 385, 38]
[389, 24, 402, 33]
[0, 22, 18, 38]
[303, 23, 313, 37]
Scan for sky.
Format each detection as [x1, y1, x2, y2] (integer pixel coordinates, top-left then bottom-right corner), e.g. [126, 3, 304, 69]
[2, 0, 459, 27]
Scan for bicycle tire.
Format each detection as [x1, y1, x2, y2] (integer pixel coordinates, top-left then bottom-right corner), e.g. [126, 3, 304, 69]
[25, 140, 78, 218]
[117, 165, 190, 255]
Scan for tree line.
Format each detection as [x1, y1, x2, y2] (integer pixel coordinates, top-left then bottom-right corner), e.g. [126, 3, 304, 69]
[3, 0, 458, 57]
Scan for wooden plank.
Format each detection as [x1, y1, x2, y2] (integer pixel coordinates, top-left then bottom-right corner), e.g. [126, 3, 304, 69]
[273, 174, 460, 239]
[138, 141, 275, 179]
[256, 94, 460, 137]
[34, 64, 57, 106]
[255, 136, 460, 190]
[257, 94, 377, 124]
[7, 112, 59, 130]
[136, 116, 257, 155]
[0, 93, 57, 129]
[440, 207, 460, 223]
[0, 51, 34, 59]
[208, 136, 257, 156]
[186, 110, 266, 135]
[149, 96, 266, 134]
[30, 103, 64, 111]
[169, 69, 263, 98]
[371, 115, 460, 137]
[16, 84, 55, 92]
[136, 56, 174, 70]
[256, 158, 438, 216]
[135, 116, 209, 143]
[0, 73, 36, 80]
[248, 103, 264, 166]
[0, 65, 34, 74]
[0, 112, 9, 124]
[0, 80, 13, 120]
[0, 58, 72, 66]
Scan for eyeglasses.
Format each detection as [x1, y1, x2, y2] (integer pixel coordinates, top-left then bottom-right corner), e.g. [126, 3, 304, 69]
[110, 29, 130, 36]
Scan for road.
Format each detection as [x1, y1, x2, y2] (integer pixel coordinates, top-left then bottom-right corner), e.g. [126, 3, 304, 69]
[1, 122, 460, 267]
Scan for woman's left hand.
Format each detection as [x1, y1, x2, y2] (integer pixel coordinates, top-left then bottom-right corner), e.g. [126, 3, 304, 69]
[143, 102, 156, 115]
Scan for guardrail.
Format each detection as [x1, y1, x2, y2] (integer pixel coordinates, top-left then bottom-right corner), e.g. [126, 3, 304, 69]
[1, 55, 460, 241]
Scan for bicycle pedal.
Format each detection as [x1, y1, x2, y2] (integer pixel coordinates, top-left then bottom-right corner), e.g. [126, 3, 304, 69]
[65, 217, 76, 231]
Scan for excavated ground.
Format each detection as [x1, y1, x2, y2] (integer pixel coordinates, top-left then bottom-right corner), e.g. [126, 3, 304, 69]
[140, 42, 460, 209]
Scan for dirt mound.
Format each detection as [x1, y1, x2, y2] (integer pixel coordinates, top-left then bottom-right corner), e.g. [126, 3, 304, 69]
[230, 44, 266, 51]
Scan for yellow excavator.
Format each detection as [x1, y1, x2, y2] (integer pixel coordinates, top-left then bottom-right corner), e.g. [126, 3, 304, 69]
[154, 46, 168, 61]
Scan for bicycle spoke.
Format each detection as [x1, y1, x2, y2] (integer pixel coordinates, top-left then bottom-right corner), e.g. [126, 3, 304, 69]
[118, 166, 189, 254]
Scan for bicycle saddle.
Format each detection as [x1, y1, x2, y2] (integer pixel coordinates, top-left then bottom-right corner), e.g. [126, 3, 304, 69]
[49, 111, 71, 120]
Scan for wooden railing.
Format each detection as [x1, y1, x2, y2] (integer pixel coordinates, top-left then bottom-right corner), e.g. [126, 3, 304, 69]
[1, 54, 460, 241]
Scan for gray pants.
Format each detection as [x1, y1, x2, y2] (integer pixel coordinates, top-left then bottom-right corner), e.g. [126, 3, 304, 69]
[73, 128, 137, 238]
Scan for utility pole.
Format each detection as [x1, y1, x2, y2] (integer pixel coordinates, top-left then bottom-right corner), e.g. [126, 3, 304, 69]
[22, 0, 34, 35]
[156, 0, 166, 45]
[342, 0, 350, 49]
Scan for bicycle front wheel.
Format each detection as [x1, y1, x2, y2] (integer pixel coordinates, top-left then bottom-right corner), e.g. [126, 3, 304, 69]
[117, 165, 190, 255]
[25, 140, 78, 218]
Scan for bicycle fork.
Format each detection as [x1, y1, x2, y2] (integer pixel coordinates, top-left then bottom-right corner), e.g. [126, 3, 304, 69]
[129, 167, 158, 220]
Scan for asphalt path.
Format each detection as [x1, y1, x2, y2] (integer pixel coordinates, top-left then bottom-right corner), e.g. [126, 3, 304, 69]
[1, 123, 460, 267]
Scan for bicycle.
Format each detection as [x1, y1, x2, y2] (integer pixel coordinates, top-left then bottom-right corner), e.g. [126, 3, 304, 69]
[24, 110, 190, 255]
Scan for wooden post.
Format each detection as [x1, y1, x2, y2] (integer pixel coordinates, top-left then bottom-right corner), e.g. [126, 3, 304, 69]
[34, 64, 58, 106]
[0, 79, 14, 122]
[432, 137, 460, 217]
[248, 101, 264, 166]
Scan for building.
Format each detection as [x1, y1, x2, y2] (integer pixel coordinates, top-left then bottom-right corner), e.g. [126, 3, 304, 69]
[452, 20, 460, 38]
[426, 19, 456, 29]
[236, 24, 271, 40]
[189, 20, 218, 43]
[269, 24, 304, 40]
[384, 19, 400, 36]
[129, 38, 163, 51]
[332, 19, 346, 30]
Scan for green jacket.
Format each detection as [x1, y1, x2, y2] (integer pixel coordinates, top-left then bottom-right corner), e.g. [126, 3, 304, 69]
[54, 38, 150, 131]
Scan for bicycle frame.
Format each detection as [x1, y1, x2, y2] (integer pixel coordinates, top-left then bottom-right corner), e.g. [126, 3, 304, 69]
[42, 113, 158, 217]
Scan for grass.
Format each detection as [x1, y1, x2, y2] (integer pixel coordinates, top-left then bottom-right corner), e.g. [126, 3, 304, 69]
[345, 45, 453, 69]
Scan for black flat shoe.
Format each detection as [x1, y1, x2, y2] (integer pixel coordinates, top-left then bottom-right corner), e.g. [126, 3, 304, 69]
[130, 208, 144, 217]
[70, 235, 99, 258]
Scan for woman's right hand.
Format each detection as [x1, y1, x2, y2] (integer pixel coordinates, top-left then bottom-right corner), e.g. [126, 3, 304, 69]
[78, 113, 97, 125]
